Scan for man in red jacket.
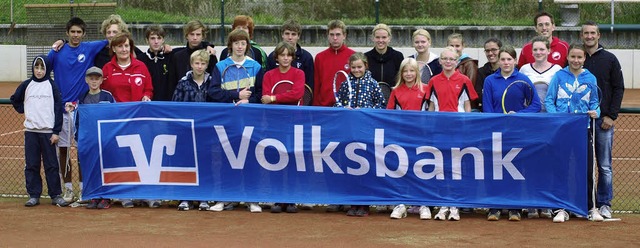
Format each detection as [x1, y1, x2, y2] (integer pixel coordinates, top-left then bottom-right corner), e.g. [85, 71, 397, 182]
[312, 20, 355, 107]
[518, 11, 569, 68]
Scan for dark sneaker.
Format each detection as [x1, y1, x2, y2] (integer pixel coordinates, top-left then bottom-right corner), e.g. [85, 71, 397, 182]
[97, 199, 111, 209]
[326, 204, 342, 212]
[346, 206, 357, 216]
[121, 199, 134, 208]
[508, 210, 521, 221]
[271, 204, 283, 213]
[86, 199, 100, 209]
[355, 206, 369, 217]
[25, 198, 39, 207]
[285, 204, 298, 213]
[51, 196, 69, 207]
[223, 202, 238, 211]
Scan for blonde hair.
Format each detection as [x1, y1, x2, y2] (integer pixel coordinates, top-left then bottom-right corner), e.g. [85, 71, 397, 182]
[372, 23, 391, 37]
[394, 58, 424, 92]
[190, 49, 210, 65]
[327, 20, 347, 34]
[440, 46, 460, 60]
[100, 14, 128, 36]
[447, 33, 464, 45]
[349, 52, 368, 68]
[412, 28, 431, 43]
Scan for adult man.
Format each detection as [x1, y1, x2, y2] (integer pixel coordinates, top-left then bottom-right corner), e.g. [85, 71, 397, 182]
[266, 20, 314, 90]
[168, 20, 218, 95]
[581, 21, 625, 219]
[139, 25, 173, 101]
[517, 11, 569, 68]
[312, 20, 355, 107]
[47, 17, 107, 203]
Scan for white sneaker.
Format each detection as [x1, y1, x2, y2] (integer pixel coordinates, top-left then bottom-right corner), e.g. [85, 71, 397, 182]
[198, 201, 210, 211]
[62, 187, 75, 203]
[553, 209, 569, 223]
[209, 202, 224, 212]
[419, 206, 431, 220]
[178, 201, 190, 211]
[448, 207, 460, 221]
[588, 208, 604, 222]
[249, 203, 262, 213]
[434, 207, 449, 220]
[599, 205, 612, 219]
[390, 204, 407, 219]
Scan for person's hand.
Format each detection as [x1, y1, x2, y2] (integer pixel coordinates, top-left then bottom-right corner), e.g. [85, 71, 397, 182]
[163, 44, 172, 53]
[239, 87, 251, 100]
[587, 110, 598, 119]
[141, 96, 151, 102]
[64, 102, 76, 112]
[51, 40, 64, 52]
[235, 99, 249, 105]
[601, 116, 614, 130]
[50, 134, 59, 145]
[261, 95, 273, 104]
[206, 46, 216, 56]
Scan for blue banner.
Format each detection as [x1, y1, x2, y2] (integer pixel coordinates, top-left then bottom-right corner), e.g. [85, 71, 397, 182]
[78, 102, 589, 215]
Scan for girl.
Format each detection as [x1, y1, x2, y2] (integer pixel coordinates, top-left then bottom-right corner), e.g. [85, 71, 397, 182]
[544, 44, 601, 223]
[386, 58, 431, 220]
[519, 35, 563, 114]
[483, 45, 541, 221]
[409, 29, 442, 85]
[364, 24, 404, 86]
[335, 53, 385, 217]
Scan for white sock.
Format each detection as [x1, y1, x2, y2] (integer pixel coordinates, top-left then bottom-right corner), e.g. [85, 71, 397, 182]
[64, 183, 73, 190]
[79, 182, 83, 191]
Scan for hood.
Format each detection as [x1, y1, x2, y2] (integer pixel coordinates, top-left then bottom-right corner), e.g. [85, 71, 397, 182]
[31, 55, 52, 82]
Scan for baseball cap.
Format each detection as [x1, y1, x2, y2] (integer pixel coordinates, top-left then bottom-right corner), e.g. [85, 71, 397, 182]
[85, 66, 103, 76]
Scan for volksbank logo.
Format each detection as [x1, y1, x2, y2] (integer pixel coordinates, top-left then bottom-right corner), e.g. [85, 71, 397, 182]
[98, 118, 198, 186]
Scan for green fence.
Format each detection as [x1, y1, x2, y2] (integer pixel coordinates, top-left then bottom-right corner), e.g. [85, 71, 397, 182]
[1, 99, 638, 212]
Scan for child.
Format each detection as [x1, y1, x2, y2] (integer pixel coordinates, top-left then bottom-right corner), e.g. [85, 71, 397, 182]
[409, 29, 442, 85]
[426, 47, 478, 221]
[447, 33, 479, 110]
[386, 58, 430, 220]
[10, 55, 68, 207]
[65, 66, 116, 209]
[544, 44, 602, 223]
[173, 49, 224, 211]
[335, 52, 385, 217]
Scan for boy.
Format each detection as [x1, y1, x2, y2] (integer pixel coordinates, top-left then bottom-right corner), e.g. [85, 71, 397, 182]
[220, 15, 268, 69]
[65, 66, 116, 209]
[10, 55, 68, 207]
[266, 20, 314, 90]
[312, 20, 355, 107]
[139, 25, 174, 101]
[169, 20, 218, 96]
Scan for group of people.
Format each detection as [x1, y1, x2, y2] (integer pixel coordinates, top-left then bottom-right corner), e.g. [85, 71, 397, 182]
[10, 11, 623, 222]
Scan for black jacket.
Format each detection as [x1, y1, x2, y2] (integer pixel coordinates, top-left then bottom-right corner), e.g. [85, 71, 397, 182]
[365, 46, 404, 84]
[583, 44, 625, 120]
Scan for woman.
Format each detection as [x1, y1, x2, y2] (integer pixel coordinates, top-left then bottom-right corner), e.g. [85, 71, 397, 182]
[476, 38, 503, 112]
[364, 23, 404, 87]
[409, 28, 442, 85]
[519, 36, 563, 114]
[102, 32, 153, 103]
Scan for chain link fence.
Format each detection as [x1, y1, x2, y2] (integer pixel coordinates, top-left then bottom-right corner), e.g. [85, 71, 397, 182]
[0, 101, 639, 212]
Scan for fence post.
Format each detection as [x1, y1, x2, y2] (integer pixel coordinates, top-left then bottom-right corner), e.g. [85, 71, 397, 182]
[220, 0, 225, 44]
[70, 0, 75, 18]
[375, 0, 380, 24]
[538, 0, 543, 12]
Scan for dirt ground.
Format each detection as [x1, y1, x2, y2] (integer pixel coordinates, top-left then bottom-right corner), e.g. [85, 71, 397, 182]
[1, 198, 639, 247]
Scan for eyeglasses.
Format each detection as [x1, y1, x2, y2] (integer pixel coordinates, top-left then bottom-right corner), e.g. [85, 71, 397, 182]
[440, 57, 457, 62]
[484, 48, 499, 53]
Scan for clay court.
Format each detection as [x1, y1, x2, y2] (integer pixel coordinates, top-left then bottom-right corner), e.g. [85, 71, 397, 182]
[1, 82, 640, 246]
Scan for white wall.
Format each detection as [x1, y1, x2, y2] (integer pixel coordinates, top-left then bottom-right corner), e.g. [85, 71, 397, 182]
[1, 45, 636, 88]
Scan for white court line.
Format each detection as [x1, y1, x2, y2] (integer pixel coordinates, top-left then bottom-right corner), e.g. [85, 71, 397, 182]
[0, 145, 23, 148]
[0, 129, 25, 136]
[613, 158, 640, 161]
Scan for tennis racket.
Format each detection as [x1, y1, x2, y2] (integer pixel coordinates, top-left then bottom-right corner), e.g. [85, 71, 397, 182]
[378, 82, 392, 102]
[333, 70, 351, 107]
[533, 81, 548, 112]
[271, 80, 301, 105]
[418, 61, 433, 84]
[501, 80, 534, 114]
[221, 64, 252, 92]
[303, 84, 313, 106]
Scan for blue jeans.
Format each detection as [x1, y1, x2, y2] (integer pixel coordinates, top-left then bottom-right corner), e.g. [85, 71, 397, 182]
[595, 118, 614, 207]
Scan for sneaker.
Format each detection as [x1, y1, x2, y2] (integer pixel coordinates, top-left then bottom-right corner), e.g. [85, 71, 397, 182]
[62, 187, 75, 203]
[299, 204, 314, 210]
[434, 207, 449, 220]
[376, 205, 391, 213]
[460, 208, 473, 214]
[553, 209, 569, 223]
[97, 199, 111, 209]
[355, 206, 369, 217]
[407, 205, 421, 214]
[209, 202, 224, 212]
[249, 203, 262, 213]
[286, 204, 298, 213]
[508, 210, 521, 221]
[24, 197, 39, 207]
[121, 199, 134, 208]
[86, 199, 99, 209]
[599, 205, 612, 219]
[448, 207, 460, 221]
[390, 204, 407, 219]
[419, 206, 431, 220]
[75, 196, 89, 204]
[51, 196, 69, 207]
[346, 206, 357, 216]
[540, 209, 554, 219]
[271, 204, 283, 213]
[198, 201, 209, 211]
[223, 202, 238, 211]
[487, 209, 501, 221]
[178, 201, 190, 211]
[148, 200, 162, 208]
[588, 208, 604, 222]
[527, 208, 539, 219]
[326, 204, 342, 212]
